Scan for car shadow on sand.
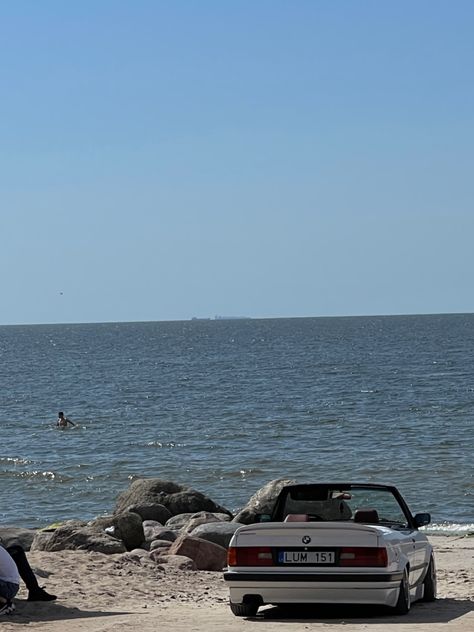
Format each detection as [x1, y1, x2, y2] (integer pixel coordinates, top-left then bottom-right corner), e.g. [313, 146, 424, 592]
[4, 599, 133, 625]
[251, 598, 473, 624]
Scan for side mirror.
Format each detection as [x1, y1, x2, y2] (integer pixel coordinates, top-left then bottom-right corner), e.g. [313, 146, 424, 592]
[414, 513, 431, 528]
[255, 514, 272, 523]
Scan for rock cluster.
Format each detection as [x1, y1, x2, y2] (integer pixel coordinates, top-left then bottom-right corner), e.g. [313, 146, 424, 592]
[1, 477, 294, 574]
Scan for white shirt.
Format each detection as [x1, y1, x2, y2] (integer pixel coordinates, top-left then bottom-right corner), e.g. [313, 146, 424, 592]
[0, 546, 20, 585]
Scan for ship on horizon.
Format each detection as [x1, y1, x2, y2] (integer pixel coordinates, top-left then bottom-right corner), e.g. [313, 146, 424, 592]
[214, 315, 251, 320]
[190, 315, 252, 321]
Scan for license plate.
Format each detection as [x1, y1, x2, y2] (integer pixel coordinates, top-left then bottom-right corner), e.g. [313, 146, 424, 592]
[278, 551, 335, 564]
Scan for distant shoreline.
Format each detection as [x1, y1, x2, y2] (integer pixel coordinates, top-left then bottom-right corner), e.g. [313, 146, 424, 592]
[2, 311, 474, 328]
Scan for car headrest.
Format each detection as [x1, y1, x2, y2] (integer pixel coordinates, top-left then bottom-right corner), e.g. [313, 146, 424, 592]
[284, 514, 309, 522]
[354, 508, 379, 524]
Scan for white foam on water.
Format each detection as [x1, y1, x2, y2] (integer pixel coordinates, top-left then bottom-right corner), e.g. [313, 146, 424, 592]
[421, 522, 474, 535]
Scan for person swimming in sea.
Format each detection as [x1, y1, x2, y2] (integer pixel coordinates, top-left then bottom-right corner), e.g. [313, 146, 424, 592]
[56, 412, 75, 428]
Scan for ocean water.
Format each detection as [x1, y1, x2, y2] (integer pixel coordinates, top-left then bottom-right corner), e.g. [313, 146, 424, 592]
[0, 315, 473, 533]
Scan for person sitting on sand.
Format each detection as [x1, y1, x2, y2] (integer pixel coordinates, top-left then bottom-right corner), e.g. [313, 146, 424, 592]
[57, 411, 75, 428]
[0, 544, 20, 616]
[3, 543, 57, 602]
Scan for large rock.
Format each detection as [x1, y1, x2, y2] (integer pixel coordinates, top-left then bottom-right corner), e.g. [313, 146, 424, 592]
[31, 525, 126, 554]
[149, 546, 171, 558]
[41, 520, 87, 531]
[89, 511, 145, 550]
[189, 521, 243, 549]
[166, 511, 230, 532]
[165, 513, 199, 531]
[183, 511, 223, 534]
[142, 522, 177, 543]
[119, 549, 150, 564]
[128, 548, 150, 559]
[114, 479, 232, 518]
[0, 527, 37, 551]
[150, 552, 197, 570]
[30, 531, 54, 552]
[126, 503, 172, 524]
[149, 539, 172, 551]
[30, 520, 88, 552]
[233, 478, 296, 524]
[212, 513, 231, 522]
[168, 535, 227, 571]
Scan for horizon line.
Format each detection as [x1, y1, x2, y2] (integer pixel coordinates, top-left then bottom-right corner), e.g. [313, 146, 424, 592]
[1, 310, 473, 328]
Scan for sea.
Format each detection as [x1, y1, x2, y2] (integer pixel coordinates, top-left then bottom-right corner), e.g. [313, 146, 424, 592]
[0, 314, 473, 534]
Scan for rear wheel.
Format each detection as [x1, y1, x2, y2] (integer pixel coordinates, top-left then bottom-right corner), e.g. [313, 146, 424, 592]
[229, 601, 259, 617]
[393, 568, 411, 615]
[421, 555, 437, 602]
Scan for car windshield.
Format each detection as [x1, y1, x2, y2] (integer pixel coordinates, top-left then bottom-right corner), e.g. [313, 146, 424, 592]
[276, 485, 410, 527]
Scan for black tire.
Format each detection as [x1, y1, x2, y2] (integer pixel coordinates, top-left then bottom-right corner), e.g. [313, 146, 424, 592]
[229, 601, 259, 617]
[393, 568, 411, 615]
[421, 555, 437, 602]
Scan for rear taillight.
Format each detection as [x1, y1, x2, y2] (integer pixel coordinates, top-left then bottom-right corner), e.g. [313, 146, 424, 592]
[339, 547, 388, 567]
[227, 546, 274, 567]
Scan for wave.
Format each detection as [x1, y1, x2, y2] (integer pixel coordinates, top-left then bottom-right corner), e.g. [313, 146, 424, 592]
[145, 441, 186, 448]
[422, 522, 474, 536]
[0, 469, 71, 482]
[0, 456, 35, 466]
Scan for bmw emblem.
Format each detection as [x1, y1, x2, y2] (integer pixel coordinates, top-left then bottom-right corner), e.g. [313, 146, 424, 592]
[302, 536, 311, 544]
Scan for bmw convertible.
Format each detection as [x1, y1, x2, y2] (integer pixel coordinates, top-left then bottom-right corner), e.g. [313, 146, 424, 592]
[224, 482, 436, 616]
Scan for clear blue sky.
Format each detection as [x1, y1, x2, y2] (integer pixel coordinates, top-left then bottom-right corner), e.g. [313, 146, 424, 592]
[1, 1, 473, 325]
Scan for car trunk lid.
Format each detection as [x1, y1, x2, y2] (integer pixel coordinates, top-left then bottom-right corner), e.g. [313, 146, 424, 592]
[234, 521, 381, 548]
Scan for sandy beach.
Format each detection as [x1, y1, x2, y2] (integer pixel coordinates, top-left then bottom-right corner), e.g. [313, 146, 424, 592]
[0, 535, 471, 631]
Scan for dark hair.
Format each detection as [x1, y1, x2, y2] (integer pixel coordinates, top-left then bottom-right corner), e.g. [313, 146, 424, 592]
[58, 412, 64, 416]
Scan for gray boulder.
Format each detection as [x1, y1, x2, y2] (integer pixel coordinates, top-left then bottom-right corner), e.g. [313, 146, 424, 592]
[128, 548, 150, 558]
[149, 546, 171, 558]
[142, 519, 163, 539]
[189, 521, 243, 549]
[149, 539, 172, 551]
[30, 531, 54, 552]
[126, 503, 172, 524]
[166, 511, 230, 532]
[120, 549, 150, 564]
[165, 513, 198, 531]
[31, 525, 126, 554]
[183, 511, 222, 534]
[0, 527, 37, 551]
[233, 478, 296, 524]
[89, 511, 145, 550]
[213, 513, 232, 522]
[29, 520, 88, 552]
[142, 523, 177, 543]
[150, 552, 197, 570]
[114, 478, 232, 518]
[40, 519, 87, 532]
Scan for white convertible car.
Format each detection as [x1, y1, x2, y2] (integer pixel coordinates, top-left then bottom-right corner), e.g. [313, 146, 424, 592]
[224, 483, 436, 616]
